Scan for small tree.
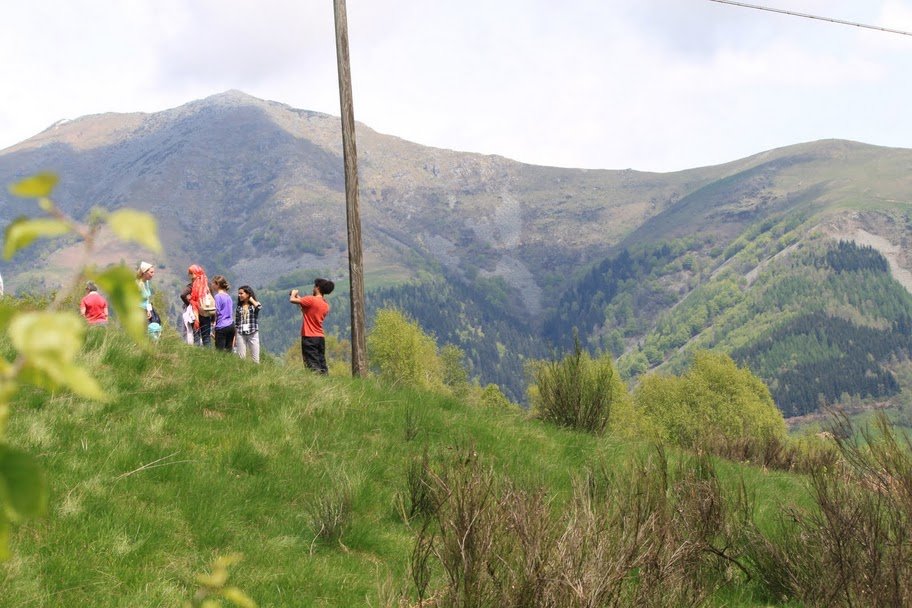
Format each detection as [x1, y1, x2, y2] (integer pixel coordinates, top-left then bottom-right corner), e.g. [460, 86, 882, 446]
[367, 308, 444, 391]
[440, 344, 470, 399]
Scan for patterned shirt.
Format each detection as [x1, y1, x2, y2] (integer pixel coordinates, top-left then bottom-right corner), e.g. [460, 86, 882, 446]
[235, 302, 261, 335]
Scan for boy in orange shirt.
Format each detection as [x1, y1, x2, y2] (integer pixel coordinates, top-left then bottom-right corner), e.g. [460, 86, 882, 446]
[289, 278, 335, 374]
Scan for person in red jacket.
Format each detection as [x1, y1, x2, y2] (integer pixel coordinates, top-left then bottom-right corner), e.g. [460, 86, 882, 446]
[80, 281, 108, 325]
[289, 278, 335, 374]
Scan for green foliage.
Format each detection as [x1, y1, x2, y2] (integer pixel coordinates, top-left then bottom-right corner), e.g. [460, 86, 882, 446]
[3, 218, 71, 260]
[9, 312, 105, 400]
[7, 172, 58, 198]
[634, 351, 787, 449]
[440, 344, 470, 399]
[734, 312, 908, 416]
[367, 308, 445, 392]
[605, 230, 912, 417]
[531, 341, 633, 435]
[185, 554, 257, 608]
[90, 265, 147, 343]
[106, 209, 163, 254]
[478, 383, 514, 410]
[0, 446, 47, 560]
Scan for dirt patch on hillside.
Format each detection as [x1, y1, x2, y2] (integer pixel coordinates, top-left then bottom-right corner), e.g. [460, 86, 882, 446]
[850, 229, 912, 293]
[817, 211, 912, 294]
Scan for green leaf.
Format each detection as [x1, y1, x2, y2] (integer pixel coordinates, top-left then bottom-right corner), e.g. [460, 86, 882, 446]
[91, 265, 147, 343]
[108, 209, 162, 253]
[8, 173, 58, 198]
[0, 445, 48, 521]
[4, 217, 71, 260]
[9, 311, 84, 365]
[221, 587, 257, 608]
[197, 569, 229, 589]
[8, 312, 108, 401]
[58, 364, 107, 401]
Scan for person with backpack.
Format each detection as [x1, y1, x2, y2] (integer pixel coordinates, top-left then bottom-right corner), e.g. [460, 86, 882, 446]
[180, 264, 215, 346]
[212, 275, 235, 352]
[235, 285, 262, 363]
[289, 278, 334, 374]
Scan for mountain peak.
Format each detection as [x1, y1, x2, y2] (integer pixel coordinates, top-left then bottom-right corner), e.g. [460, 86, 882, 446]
[200, 89, 265, 107]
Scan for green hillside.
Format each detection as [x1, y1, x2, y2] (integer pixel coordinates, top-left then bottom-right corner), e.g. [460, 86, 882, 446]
[1, 328, 821, 607]
[543, 205, 912, 420]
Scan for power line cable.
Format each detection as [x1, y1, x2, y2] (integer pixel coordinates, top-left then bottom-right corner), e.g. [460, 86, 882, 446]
[707, 0, 912, 37]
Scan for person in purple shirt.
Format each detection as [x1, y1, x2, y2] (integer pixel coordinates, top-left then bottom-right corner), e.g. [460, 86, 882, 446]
[212, 275, 236, 352]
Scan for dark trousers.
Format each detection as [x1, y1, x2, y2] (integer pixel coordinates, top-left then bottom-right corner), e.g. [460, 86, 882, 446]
[215, 326, 236, 352]
[195, 314, 213, 347]
[301, 337, 327, 374]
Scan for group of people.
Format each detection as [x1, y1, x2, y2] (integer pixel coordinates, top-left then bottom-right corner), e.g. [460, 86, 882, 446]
[176, 263, 262, 361]
[81, 260, 335, 373]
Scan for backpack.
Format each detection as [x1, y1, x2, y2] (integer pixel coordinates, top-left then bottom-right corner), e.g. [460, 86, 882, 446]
[199, 290, 217, 317]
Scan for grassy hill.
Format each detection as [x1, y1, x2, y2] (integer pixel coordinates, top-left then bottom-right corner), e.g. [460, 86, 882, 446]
[0, 328, 821, 607]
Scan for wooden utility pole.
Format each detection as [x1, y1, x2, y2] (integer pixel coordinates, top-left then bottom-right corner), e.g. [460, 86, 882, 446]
[333, 0, 368, 377]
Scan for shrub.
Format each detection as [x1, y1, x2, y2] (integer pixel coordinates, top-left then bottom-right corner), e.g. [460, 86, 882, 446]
[477, 383, 514, 410]
[531, 340, 633, 435]
[367, 308, 445, 392]
[440, 344, 470, 399]
[408, 445, 752, 607]
[634, 351, 787, 449]
[739, 412, 912, 606]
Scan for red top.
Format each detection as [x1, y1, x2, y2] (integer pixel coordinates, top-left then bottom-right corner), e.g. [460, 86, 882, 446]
[299, 295, 329, 337]
[81, 292, 108, 325]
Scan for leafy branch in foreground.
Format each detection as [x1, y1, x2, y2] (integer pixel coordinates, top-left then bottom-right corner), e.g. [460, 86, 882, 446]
[0, 172, 160, 559]
[184, 554, 257, 608]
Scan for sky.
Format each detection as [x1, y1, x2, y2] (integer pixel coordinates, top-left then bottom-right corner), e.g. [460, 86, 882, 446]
[2, 0, 912, 173]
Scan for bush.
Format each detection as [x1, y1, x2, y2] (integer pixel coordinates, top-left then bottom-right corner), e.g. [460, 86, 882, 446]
[477, 383, 514, 410]
[367, 308, 445, 392]
[740, 412, 912, 606]
[531, 340, 633, 435]
[634, 351, 787, 449]
[409, 445, 752, 607]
